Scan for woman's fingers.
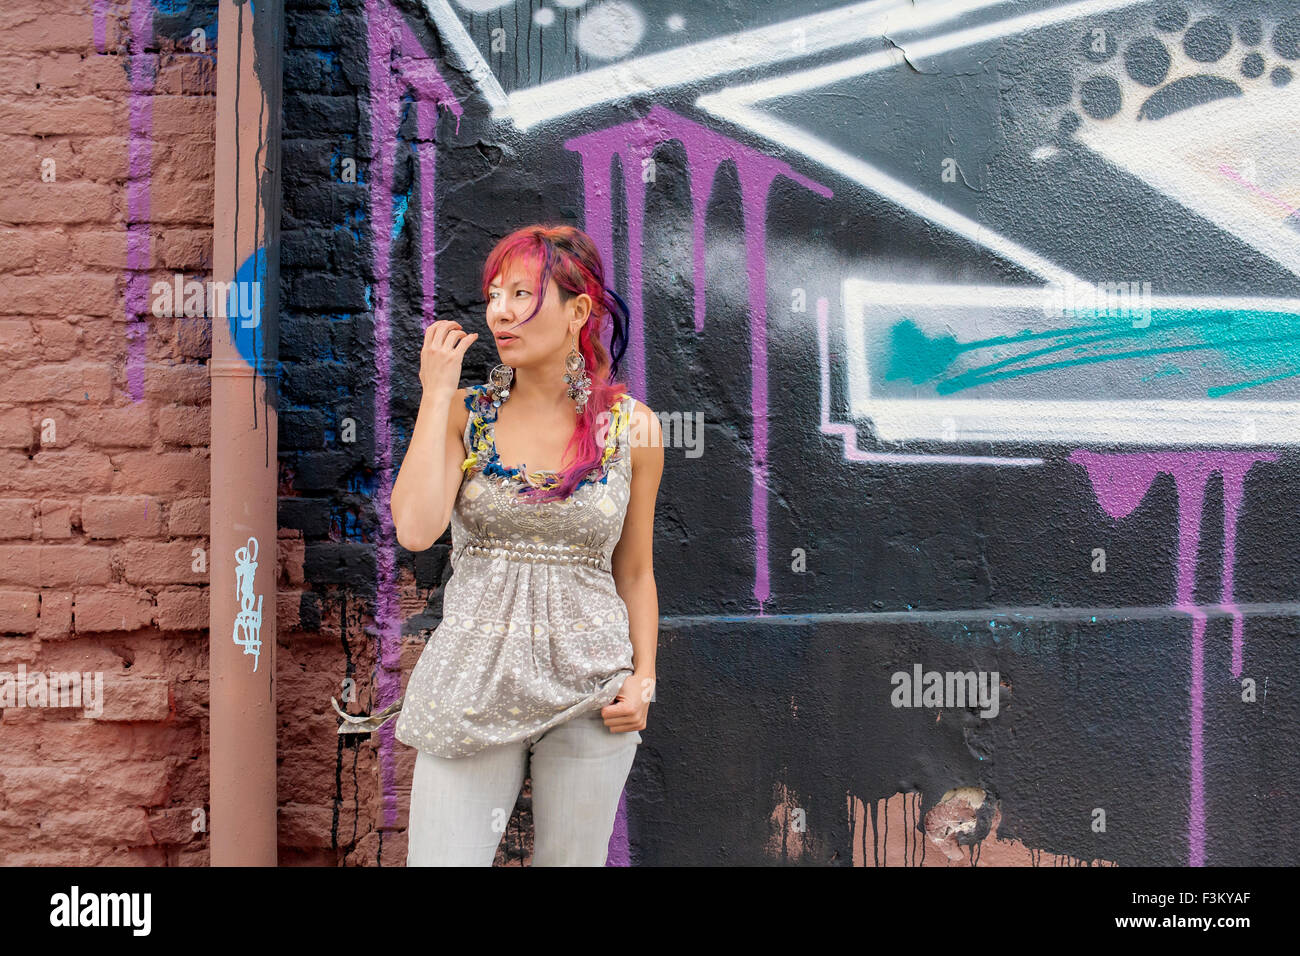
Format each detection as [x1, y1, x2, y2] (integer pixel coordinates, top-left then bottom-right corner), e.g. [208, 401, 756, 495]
[426, 319, 463, 350]
[426, 325, 462, 356]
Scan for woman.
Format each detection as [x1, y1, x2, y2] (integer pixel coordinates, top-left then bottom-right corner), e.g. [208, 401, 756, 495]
[383, 224, 663, 865]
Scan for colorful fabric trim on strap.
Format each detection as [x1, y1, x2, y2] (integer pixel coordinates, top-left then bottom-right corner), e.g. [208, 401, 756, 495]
[460, 384, 631, 493]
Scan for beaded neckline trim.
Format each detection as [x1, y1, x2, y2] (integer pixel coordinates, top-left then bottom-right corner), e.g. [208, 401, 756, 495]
[460, 384, 630, 493]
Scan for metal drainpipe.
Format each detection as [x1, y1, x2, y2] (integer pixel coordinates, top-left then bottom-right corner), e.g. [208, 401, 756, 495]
[209, 0, 284, 866]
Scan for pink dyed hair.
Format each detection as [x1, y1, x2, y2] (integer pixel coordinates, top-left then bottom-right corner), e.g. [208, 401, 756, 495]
[480, 223, 631, 502]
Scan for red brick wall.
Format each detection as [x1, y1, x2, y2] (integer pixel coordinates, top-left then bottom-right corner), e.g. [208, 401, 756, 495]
[0, 0, 218, 865]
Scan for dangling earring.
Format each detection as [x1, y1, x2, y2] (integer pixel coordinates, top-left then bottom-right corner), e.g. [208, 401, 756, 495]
[562, 342, 591, 414]
[488, 363, 513, 407]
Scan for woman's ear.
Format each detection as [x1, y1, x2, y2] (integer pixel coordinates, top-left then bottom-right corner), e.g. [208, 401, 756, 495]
[569, 293, 593, 335]
[566, 291, 592, 329]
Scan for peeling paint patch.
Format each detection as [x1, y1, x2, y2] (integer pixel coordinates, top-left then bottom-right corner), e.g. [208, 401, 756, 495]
[766, 780, 809, 862]
[849, 790, 1117, 867]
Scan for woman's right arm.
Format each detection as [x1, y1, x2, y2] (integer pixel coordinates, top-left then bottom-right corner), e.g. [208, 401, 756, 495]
[390, 320, 478, 552]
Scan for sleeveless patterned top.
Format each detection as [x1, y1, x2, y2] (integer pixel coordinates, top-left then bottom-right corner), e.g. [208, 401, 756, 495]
[383, 383, 637, 758]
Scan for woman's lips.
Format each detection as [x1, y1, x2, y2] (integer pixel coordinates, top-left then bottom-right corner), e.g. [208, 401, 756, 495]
[495, 334, 518, 346]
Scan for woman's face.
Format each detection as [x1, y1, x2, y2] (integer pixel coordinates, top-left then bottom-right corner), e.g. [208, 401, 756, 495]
[486, 259, 588, 368]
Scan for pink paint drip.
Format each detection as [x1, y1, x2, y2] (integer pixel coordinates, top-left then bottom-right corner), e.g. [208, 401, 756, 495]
[1069, 449, 1276, 866]
[565, 105, 833, 611]
[366, 0, 462, 831]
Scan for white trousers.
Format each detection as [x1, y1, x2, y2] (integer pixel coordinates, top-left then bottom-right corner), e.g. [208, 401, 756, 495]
[406, 710, 641, 866]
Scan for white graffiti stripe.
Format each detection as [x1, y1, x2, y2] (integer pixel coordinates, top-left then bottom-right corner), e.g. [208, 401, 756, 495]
[704, 0, 1154, 109]
[701, 95, 1080, 285]
[697, 0, 1159, 284]
[421, 0, 510, 114]
[443, 0, 1023, 131]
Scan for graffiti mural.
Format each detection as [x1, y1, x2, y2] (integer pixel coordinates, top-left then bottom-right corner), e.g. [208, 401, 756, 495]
[277, 0, 1300, 866]
[363, 0, 464, 834]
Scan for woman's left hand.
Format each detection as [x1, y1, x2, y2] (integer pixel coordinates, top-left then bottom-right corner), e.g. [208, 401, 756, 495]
[600, 672, 655, 733]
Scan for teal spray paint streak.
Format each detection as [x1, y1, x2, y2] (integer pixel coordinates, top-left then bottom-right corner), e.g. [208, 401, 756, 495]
[1208, 367, 1300, 397]
[335, 208, 365, 241]
[937, 330, 1300, 394]
[884, 312, 1226, 385]
[884, 309, 1300, 396]
[391, 193, 409, 239]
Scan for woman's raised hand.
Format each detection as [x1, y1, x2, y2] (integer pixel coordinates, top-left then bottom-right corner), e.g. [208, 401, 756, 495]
[419, 319, 478, 398]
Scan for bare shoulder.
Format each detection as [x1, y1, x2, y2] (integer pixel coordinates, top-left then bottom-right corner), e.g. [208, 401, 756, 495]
[625, 396, 659, 431]
[624, 397, 663, 459]
[448, 386, 472, 430]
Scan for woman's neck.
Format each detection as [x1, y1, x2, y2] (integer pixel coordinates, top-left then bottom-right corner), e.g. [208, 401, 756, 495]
[504, 361, 574, 413]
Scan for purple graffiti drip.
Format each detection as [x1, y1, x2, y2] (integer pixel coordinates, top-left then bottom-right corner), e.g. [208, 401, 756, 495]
[366, 0, 462, 830]
[564, 105, 832, 611]
[392, 49, 461, 325]
[605, 788, 631, 867]
[1220, 469, 1246, 679]
[1069, 449, 1276, 866]
[122, 0, 155, 402]
[92, 0, 109, 54]
[1184, 604, 1207, 867]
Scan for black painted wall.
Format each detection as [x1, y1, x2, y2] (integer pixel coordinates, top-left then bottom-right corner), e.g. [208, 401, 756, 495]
[280, 0, 1300, 865]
